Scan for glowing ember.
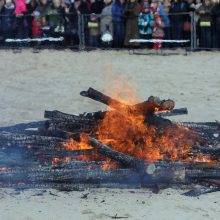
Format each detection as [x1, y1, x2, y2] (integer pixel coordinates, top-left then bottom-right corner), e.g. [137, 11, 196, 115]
[52, 157, 62, 164]
[101, 160, 119, 170]
[0, 167, 10, 171]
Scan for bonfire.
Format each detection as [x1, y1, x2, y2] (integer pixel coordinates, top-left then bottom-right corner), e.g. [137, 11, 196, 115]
[0, 87, 219, 196]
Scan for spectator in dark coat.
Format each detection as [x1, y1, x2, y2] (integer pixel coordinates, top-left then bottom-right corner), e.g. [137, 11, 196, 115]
[124, 0, 140, 46]
[1, 0, 15, 40]
[169, 0, 188, 47]
[64, 0, 79, 46]
[198, 0, 213, 48]
[112, 0, 126, 48]
[212, 2, 220, 48]
[26, 0, 38, 38]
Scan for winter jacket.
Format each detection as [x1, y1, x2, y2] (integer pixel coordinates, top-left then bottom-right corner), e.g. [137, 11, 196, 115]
[157, 5, 170, 27]
[14, 0, 27, 15]
[124, 1, 140, 45]
[100, 3, 113, 35]
[170, 0, 188, 25]
[1, 4, 15, 32]
[152, 15, 165, 38]
[212, 4, 220, 29]
[198, 3, 213, 26]
[138, 11, 154, 35]
[112, 1, 125, 23]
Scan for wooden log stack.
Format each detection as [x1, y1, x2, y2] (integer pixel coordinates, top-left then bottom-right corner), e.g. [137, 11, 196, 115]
[0, 87, 219, 196]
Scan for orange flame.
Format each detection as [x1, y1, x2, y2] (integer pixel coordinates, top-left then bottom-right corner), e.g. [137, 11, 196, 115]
[52, 157, 62, 164]
[63, 137, 93, 151]
[63, 80, 209, 163]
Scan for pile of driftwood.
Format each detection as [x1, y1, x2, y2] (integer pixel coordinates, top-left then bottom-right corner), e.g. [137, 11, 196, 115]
[0, 87, 220, 196]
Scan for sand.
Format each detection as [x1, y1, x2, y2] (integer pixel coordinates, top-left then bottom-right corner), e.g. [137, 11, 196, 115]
[0, 49, 220, 220]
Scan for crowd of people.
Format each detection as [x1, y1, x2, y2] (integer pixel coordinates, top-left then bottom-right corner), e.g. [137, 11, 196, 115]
[0, 0, 220, 48]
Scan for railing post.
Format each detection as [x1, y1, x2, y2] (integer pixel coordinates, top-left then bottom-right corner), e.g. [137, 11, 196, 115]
[191, 11, 197, 50]
[78, 14, 85, 50]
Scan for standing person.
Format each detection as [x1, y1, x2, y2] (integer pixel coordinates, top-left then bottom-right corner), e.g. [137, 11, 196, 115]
[26, 0, 38, 38]
[112, 0, 126, 48]
[47, 0, 65, 36]
[14, 0, 28, 40]
[1, 0, 15, 41]
[157, 0, 170, 47]
[32, 0, 50, 38]
[100, 0, 113, 46]
[211, 1, 220, 48]
[198, 0, 213, 48]
[138, 2, 154, 48]
[152, 13, 165, 49]
[124, 0, 140, 47]
[169, 0, 188, 47]
[88, 13, 100, 47]
[63, 0, 79, 46]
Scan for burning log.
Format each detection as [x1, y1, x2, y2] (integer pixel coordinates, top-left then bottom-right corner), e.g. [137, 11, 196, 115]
[87, 136, 145, 170]
[156, 108, 188, 117]
[80, 87, 175, 115]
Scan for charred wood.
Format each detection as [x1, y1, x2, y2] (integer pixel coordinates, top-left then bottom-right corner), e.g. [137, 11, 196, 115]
[0, 132, 65, 148]
[156, 108, 188, 117]
[80, 87, 175, 115]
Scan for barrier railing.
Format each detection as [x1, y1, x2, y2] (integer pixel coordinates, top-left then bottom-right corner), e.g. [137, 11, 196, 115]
[0, 13, 81, 49]
[0, 11, 218, 51]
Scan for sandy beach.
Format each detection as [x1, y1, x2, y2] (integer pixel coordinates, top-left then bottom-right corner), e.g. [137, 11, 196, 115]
[0, 49, 220, 220]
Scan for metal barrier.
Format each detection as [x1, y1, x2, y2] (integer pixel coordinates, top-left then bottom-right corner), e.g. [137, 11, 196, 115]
[0, 13, 81, 49]
[80, 12, 193, 50]
[0, 11, 219, 51]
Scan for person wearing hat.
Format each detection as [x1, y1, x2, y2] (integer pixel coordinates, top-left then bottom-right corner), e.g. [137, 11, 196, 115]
[138, 2, 154, 48]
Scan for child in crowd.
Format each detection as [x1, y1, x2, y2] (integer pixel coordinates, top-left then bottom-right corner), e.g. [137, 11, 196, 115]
[138, 2, 154, 48]
[152, 13, 165, 49]
[88, 13, 99, 47]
